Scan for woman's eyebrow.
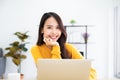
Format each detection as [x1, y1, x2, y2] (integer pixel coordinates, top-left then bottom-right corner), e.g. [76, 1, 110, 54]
[46, 24, 53, 26]
[46, 24, 59, 27]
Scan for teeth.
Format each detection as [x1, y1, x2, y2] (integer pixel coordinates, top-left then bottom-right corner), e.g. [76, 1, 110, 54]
[50, 36, 56, 38]
[49, 35, 58, 39]
[51, 37, 56, 38]
[50, 37, 57, 40]
[51, 38, 56, 39]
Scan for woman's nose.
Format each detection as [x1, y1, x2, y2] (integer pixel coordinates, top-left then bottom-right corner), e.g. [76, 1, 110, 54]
[51, 29, 57, 34]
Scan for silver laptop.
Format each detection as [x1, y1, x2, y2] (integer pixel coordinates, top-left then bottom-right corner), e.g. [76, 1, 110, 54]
[37, 59, 91, 80]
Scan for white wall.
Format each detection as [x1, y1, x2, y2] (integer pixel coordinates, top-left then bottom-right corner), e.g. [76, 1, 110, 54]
[0, 0, 120, 79]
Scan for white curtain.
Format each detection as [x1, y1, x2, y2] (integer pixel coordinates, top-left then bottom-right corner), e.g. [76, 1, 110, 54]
[114, 4, 120, 78]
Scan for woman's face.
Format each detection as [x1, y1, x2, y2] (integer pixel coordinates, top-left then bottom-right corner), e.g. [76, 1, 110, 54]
[42, 17, 62, 42]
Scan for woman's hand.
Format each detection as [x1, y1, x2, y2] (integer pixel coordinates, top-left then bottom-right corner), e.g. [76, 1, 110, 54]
[43, 38, 59, 46]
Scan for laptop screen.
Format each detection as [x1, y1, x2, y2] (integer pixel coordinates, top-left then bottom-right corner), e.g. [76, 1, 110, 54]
[37, 59, 91, 80]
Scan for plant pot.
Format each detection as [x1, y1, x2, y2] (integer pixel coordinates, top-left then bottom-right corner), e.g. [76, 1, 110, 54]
[4, 57, 18, 79]
[20, 73, 24, 80]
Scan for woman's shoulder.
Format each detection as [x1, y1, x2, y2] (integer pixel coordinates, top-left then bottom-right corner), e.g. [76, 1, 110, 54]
[65, 43, 76, 49]
[31, 45, 37, 50]
[31, 45, 41, 51]
[31, 44, 45, 50]
[31, 45, 39, 49]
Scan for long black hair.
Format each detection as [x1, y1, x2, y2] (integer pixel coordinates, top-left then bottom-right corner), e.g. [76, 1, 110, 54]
[36, 12, 71, 58]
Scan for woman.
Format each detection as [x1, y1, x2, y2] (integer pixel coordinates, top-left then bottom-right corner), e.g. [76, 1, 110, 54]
[31, 12, 97, 80]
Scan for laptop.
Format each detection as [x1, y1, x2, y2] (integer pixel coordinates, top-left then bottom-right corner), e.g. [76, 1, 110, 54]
[37, 59, 91, 80]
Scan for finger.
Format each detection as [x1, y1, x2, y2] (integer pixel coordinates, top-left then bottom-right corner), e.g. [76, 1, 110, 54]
[43, 38, 45, 42]
[45, 38, 50, 45]
[45, 38, 49, 42]
[43, 38, 48, 43]
[43, 38, 48, 42]
[49, 39, 52, 42]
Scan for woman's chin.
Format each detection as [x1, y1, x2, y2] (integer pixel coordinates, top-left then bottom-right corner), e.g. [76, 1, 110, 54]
[52, 39, 57, 42]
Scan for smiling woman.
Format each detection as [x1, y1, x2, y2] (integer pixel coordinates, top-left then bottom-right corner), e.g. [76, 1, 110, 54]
[42, 17, 62, 46]
[30, 12, 97, 80]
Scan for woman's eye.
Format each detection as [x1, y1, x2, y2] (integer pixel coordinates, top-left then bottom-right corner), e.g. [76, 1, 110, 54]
[47, 26, 51, 29]
[56, 26, 60, 29]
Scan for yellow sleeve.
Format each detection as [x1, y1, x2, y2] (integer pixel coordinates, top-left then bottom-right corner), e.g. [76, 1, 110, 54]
[66, 43, 97, 80]
[66, 43, 84, 59]
[51, 45, 62, 59]
[31, 46, 43, 63]
[89, 68, 97, 80]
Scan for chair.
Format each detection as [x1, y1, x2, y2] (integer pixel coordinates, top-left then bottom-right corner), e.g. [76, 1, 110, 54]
[0, 48, 6, 79]
[80, 51, 84, 56]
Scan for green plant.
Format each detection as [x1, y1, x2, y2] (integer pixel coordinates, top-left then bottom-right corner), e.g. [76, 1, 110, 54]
[4, 31, 29, 66]
[70, 19, 76, 25]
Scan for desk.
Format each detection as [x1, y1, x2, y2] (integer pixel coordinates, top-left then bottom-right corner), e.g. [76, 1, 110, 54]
[0, 79, 120, 80]
[99, 78, 120, 80]
[0, 78, 120, 80]
[0, 79, 36, 80]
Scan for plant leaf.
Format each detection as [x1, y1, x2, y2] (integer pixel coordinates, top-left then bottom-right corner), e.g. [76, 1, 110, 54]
[4, 52, 14, 57]
[14, 31, 29, 42]
[20, 54, 27, 59]
[22, 47, 28, 52]
[10, 41, 19, 46]
[12, 58, 20, 66]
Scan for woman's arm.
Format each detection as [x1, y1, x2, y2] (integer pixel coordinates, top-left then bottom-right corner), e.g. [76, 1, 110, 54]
[66, 43, 97, 80]
[31, 46, 43, 63]
[51, 45, 62, 59]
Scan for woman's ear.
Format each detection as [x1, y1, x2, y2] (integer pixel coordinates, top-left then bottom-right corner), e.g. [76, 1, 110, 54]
[41, 29, 44, 33]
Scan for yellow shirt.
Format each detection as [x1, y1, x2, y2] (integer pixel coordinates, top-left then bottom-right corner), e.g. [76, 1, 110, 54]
[31, 43, 97, 80]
